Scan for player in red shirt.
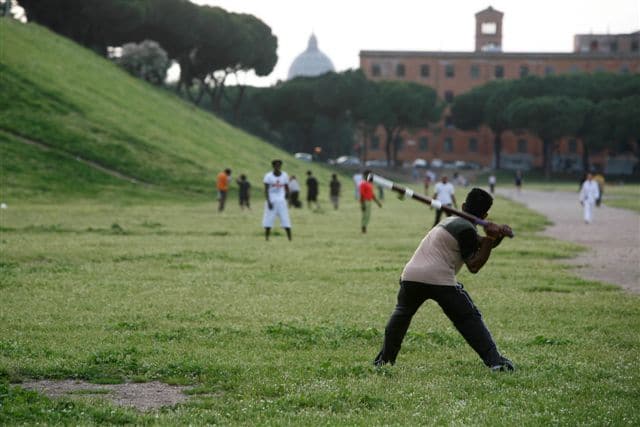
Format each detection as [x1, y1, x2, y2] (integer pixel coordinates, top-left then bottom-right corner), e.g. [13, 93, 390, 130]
[359, 170, 382, 233]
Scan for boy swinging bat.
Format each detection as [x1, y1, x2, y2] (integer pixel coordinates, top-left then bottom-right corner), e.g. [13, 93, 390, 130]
[371, 174, 515, 371]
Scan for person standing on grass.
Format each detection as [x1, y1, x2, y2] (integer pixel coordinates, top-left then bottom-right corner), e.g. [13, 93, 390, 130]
[330, 173, 341, 210]
[306, 170, 320, 210]
[514, 170, 523, 193]
[236, 174, 251, 210]
[353, 171, 363, 200]
[288, 175, 302, 208]
[216, 168, 232, 212]
[488, 174, 496, 194]
[263, 159, 292, 241]
[359, 170, 382, 233]
[432, 175, 456, 227]
[374, 188, 515, 372]
[593, 172, 605, 207]
[579, 172, 600, 224]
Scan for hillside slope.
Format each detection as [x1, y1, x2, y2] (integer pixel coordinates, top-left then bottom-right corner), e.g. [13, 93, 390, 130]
[0, 19, 330, 200]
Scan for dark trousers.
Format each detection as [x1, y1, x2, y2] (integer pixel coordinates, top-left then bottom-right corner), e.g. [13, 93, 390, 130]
[375, 281, 501, 367]
[218, 191, 227, 212]
[433, 204, 452, 226]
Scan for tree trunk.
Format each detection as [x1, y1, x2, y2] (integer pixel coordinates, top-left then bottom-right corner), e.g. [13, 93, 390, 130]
[493, 131, 502, 170]
[543, 139, 553, 179]
[384, 126, 392, 167]
[231, 85, 247, 124]
[392, 130, 401, 167]
[360, 126, 370, 164]
[582, 140, 590, 173]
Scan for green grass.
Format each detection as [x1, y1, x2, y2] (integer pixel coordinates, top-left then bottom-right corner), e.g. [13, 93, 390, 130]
[0, 19, 339, 201]
[0, 18, 638, 425]
[1, 193, 638, 425]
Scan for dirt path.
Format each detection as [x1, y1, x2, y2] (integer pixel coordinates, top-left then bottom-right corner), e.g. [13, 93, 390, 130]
[497, 187, 640, 293]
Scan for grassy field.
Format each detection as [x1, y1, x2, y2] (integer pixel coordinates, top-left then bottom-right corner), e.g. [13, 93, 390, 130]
[1, 18, 639, 425]
[0, 19, 338, 200]
[1, 191, 639, 425]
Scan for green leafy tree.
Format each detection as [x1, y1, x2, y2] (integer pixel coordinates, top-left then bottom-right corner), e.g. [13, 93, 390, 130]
[20, 0, 147, 54]
[115, 40, 170, 85]
[452, 80, 512, 169]
[505, 96, 592, 178]
[377, 81, 441, 166]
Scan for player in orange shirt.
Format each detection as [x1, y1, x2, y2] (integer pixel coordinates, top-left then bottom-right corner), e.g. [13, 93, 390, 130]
[216, 168, 232, 212]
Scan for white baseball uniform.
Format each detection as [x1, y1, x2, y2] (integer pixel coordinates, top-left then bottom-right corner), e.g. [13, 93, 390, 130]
[434, 181, 455, 205]
[263, 171, 291, 228]
[579, 179, 600, 223]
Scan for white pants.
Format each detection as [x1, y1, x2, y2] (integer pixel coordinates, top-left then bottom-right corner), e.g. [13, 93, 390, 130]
[583, 200, 595, 223]
[263, 199, 291, 228]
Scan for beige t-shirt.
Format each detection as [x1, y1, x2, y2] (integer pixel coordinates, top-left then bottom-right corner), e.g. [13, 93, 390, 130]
[401, 217, 479, 286]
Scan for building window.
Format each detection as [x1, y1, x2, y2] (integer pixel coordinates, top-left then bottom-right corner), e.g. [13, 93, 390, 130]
[632, 40, 639, 52]
[468, 138, 478, 153]
[545, 65, 555, 76]
[517, 139, 528, 153]
[494, 65, 504, 79]
[519, 65, 529, 77]
[371, 64, 381, 77]
[419, 137, 428, 151]
[444, 138, 453, 153]
[445, 64, 455, 78]
[568, 139, 577, 154]
[590, 40, 599, 51]
[371, 136, 380, 150]
[445, 115, 454, 128]
[610, 41, 618, 53]
[420, 64, 430, 77]
[469, 138, 478, 153]
[444, 90, 454, 103]
[396, 63, 405, 77]
[481, 22, 497, 34]
[470, 64, 480, 79]
[394, 136, 403, 150]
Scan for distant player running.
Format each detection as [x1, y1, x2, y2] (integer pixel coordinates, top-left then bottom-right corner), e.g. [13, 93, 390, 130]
[263, 159, 292, 241]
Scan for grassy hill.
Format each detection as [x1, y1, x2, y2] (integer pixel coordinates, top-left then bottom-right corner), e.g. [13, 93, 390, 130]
[0, 19, 331, 200]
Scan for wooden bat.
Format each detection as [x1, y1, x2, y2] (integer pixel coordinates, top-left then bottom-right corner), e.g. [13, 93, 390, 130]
[368, 173, 514, 238]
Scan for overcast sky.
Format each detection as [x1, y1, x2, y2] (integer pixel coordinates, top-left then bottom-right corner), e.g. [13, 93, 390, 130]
[192, 0, 640, 86]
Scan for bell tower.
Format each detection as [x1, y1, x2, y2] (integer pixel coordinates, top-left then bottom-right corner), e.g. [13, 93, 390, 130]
[475, 6, 503, 52]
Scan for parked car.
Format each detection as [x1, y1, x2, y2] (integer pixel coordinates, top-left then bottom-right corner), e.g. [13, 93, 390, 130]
[294, 152, 313, 162]
[442, 161, 458, 169]
[365, 159, 388, 168]
[412, 158, 428, 168]
[430, 158, 443, 168]
[335, 155, 361, 166]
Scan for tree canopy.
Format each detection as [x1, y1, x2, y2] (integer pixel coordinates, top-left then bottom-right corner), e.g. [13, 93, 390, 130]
[19, 0, 278, 107]
[452, 74, 640, 172]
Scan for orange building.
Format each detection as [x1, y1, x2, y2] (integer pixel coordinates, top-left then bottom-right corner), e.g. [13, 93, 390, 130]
[359, 6, 640, 173]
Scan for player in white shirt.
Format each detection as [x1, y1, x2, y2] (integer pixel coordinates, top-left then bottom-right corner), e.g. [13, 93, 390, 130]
[579, 173, 600, 224]
[263, 159, 292, 241]
[432, 175, 457, 227]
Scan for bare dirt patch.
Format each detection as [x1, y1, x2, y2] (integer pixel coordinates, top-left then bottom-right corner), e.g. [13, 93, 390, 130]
[19, 380, 192, 412]
[498, 188, 640, 293]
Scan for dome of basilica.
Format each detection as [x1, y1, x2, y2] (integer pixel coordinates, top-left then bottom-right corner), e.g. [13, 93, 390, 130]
[287, 34, 335, 80]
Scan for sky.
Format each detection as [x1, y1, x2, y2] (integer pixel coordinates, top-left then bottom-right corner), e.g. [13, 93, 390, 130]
[191, 0, 640, 86]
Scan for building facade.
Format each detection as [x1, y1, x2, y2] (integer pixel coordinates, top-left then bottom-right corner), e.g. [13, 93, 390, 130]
[359, 7, 640, 172]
